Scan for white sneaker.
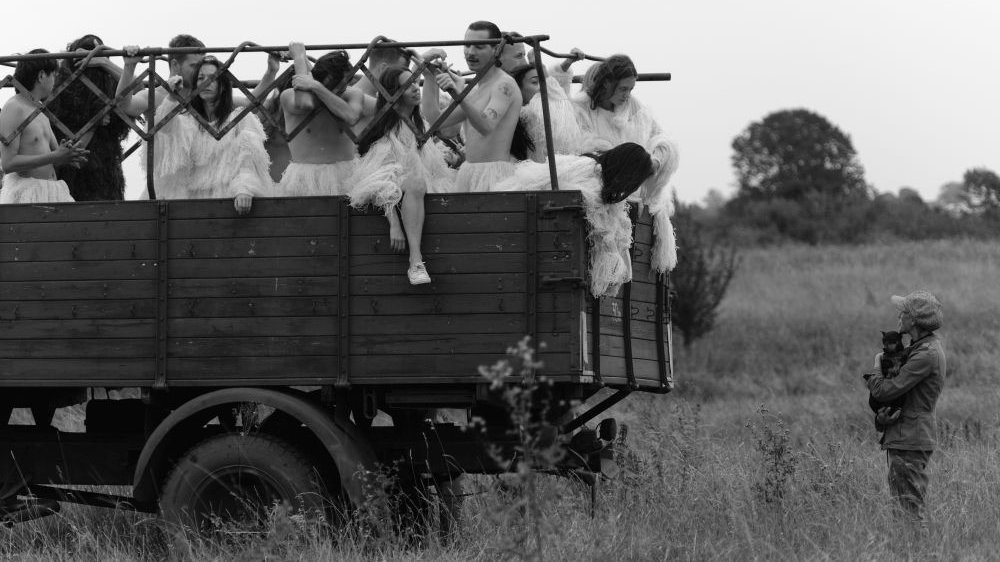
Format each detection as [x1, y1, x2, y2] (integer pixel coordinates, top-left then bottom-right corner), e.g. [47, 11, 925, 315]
[408, 262, 431, 285]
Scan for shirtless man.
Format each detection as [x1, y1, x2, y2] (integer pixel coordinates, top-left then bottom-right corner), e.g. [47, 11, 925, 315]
[1, 49, 88, 204]
[353, 44, 411, 135]
[422, 20, 522, 193]
[118, 34, 279, 118]
[277, 42, 363, 196]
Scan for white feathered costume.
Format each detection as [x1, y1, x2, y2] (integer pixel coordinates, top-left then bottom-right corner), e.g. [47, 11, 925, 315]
[493, 155, 637, 297]
[349, 124, 455, 210]
[143, 99, 273, 200]
[573, 93, 679, 273]
[520, 64, 584, 162]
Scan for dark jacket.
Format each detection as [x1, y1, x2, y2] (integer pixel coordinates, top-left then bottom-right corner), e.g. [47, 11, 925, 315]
[867, 333, 946, 451]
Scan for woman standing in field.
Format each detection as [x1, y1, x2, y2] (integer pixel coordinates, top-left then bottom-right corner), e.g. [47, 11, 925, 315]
[864, 290, 945, 529]
[352, 65, 455, 285]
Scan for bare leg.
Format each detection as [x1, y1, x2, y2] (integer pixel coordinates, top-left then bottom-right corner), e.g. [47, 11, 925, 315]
[386, 206, 405, 253]
[400, 177, 427, 268]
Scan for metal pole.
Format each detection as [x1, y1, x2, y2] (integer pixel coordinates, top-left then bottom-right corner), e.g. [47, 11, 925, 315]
[145, 57, 157, 200]
[532, 38, 559, 191]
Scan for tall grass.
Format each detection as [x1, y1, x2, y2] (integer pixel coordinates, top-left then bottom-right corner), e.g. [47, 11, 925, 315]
[4, 240, 999, 560]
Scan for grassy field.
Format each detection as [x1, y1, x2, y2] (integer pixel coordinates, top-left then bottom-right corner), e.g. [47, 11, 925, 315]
[4, 239, 999, 561]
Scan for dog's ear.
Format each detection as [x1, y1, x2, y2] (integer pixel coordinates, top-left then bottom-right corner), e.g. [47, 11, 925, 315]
[880, 330, 887, 336]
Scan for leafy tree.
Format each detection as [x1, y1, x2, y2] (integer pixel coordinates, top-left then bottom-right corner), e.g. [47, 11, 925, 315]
[671, 198, 739, 348]
[961, 167, 1000, 214]
[731, 109, 869, 201]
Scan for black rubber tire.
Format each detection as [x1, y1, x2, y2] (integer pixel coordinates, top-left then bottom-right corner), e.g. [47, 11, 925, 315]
[159, 432, 328, 535]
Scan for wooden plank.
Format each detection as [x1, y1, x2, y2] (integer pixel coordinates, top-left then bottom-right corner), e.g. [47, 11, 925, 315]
[0, 260, 157, 282]
[598, 316, 663, 341]
[350, 213, 527, 236]
[349, 294, 525, 316]
[168, 296, 336, 318]
[0, 221, 156, 243]
[169, 336, 336, 357]
[0, 200, 157, 222]
[351, 332, 571, 356]
[351, 273, 525, 295]
[0, 240, 158, 262]
[168, 257, 337, 279]
[168, 216, 337, 239]
[166, 197, 339, 220]
[352, 313, 527, 335]
[350, 233, 528, 256]
[348, 353, 572, 378]
[167, 277, 338, 298]
[167, 356, 336, 383]
[169, 317, 337, 338]
[597, 335, 665, 361]
[597, 298, 664, 321]
[0, 339, 154, 358]
[348, 252, 577, 276]
[0, 319, 155, 339]
[0, 280, 155, 300]
[421, 193, 528, 214]
[350, 312, 570, 336]
[594, 356, 664, 388]
[0, 358, 153, 381]
[0, 300, 155, 320]
[167, 237, 338, 259]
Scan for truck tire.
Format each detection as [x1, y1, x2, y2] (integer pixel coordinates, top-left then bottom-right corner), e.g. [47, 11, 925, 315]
[159, 432, 327, 534]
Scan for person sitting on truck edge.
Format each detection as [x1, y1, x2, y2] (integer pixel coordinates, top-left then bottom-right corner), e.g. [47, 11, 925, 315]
[276, 42, 362, 196]
[421, 20, 522, 192]
[0, 49, 89, 204]
[353, 65, 456, 285]
[131, 52, 272, 213]
[51, 34, 132, 202]
[492, 142, 657, 297]
[573, 54, 679, 273]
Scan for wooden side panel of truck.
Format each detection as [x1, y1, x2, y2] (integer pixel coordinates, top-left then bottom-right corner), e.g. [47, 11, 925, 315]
[0, 192, 672, 393]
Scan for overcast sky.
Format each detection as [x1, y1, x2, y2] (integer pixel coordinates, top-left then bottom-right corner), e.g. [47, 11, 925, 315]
[1, 0, 996, 203]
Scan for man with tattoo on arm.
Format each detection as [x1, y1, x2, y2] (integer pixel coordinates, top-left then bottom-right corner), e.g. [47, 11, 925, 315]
[422, 20, 522, 192]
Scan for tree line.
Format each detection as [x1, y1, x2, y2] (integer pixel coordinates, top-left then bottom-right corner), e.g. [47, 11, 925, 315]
[687, 108, 999, 245]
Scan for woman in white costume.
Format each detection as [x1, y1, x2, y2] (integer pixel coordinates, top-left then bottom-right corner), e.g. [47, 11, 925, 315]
[493, 142, 666, 298]
[140, 56, 272, 213]
[509, 63, 583, 162]
[351, 66, 455, 285]
[573, 55, 678, 273]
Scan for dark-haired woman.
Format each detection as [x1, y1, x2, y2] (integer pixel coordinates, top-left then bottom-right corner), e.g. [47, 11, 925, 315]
[493, 142, 672, 297]
[131, 56, 272, 213]
[351, 66, 455, 285]
[51, 34, 130, 201]
[509, 64, 582, 162]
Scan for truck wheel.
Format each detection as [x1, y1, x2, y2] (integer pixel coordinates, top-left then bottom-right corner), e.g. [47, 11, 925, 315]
[159, 432, 327, 534]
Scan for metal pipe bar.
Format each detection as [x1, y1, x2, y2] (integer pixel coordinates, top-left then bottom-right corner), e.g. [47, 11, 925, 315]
[145, 56, 157, 199]
[26, 485, 154, 512]
[0, 36, 551, 64]
[571, 72, 672, 84]
[560, 389, 631, 434]
[531, 37, 559, 191]
[537, 46, 606, 63]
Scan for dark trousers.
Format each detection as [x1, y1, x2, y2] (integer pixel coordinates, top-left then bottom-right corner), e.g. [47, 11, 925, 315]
[886, 448, 932, 524]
